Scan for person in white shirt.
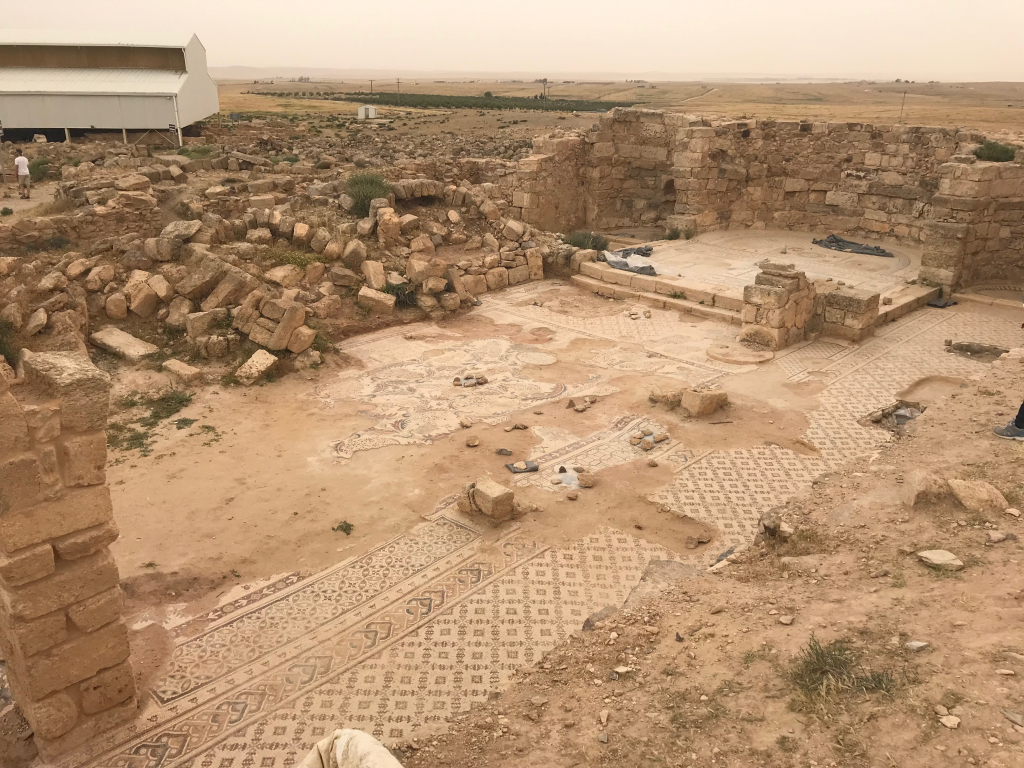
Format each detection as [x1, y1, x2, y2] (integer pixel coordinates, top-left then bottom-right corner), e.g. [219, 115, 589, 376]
[14, 149, 30, 199]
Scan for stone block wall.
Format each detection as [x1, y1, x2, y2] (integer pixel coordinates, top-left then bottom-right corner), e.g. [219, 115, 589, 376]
[819, 285, 881, 341]
[0, 201, 163, 251]
[0, 352, 136, 758]
[500, 134, 587, 232]
[921, 161, 1024, 291]
[739, 262, 818, 350]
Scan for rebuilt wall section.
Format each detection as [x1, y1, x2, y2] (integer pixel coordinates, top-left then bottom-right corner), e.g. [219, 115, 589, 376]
[0, 353, 136, 759]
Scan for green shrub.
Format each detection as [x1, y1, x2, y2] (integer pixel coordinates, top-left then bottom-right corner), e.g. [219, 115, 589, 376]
[28, 158, 50, 182]
[0, 320, 17, 366]
[683, 227, 696, 240]
[381, 282, 417, 308]
[261, 244, 320, 269]
[562, 231, 610, 251]
[346, 172, 392, 217]
[177, 145, 215, 159]
[0, 207, 12, 217]
[666, 227, 681, 240]
[973, 141, 1017, 162]
[789, 635, 894, 699]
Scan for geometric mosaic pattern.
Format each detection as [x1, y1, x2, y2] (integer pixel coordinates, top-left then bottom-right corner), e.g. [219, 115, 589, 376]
[55, 281, 1021, 768]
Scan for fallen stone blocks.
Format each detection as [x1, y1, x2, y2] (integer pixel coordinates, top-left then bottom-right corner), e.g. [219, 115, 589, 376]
[456, 478, 537, 523]
[649, 386, 729, 417]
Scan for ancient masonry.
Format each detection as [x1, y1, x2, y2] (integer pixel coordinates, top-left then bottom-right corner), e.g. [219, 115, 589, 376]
[0, 352, 136, 758]
[504, 109, 1024, 293]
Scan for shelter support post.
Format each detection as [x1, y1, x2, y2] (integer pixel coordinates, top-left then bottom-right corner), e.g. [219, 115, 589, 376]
[65, 128, 71, 143]
[122, 128, 127, 144]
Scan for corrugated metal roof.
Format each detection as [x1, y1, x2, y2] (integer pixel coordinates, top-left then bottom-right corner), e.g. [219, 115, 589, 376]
[0, 67, 186, 96]
[0, 29, 195, 48]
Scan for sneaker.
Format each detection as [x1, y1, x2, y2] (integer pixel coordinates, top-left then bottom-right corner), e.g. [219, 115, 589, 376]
[993, 421, 1024, 441]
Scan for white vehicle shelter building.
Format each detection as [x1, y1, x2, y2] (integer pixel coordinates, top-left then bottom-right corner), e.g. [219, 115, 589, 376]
[0, 31, 219, 144]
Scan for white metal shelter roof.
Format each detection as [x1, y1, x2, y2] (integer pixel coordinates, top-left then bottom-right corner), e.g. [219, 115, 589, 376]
[0, 67, 187, 96]
[0, 31, 219, 131]
[0, 30, 196, 48]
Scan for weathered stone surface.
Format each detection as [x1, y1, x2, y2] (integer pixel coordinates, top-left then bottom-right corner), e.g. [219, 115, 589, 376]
[89, 327, 158, 362]
[485, 267, 509, 291]
[22, 691, 78, 740]
[917, 549, 964, 572]
[342, 239, 367, 270]
[10, 618, 130, 700]
[264, 264, 304, 288]
[329, 265, 362, 287]
[0, 610, 67, 657]
[22, 353, 110, 432]
[66, 587, 122, 633]
[471, 478, 515, 522]
[161, 358, 203, 384]
[901, 471, 949, 507]
[59, 432, 106, 487]
[0, 485, 114, 554]
[361, 260, 386, 290]
[948, 478, 1009, 513]
[104, 293, 127, 320]
[0, 453, 43, 512]
[235, 350, 278, 386]
[52, 522, 119, 561]
[356, 286, 396, 315]
[165, 296, 193, 329]
[266, 303, 305, 351]
[185, 308, 229, 338]
[160, 220, 203, 241]
[200, 269, 259, 311]
[287, 325, 316, 354]
[2, 550, 119, 621]
[126, 281, 158, 318]
[0, 543, 55, 588]
[175, 256, 227, 300]
[0, 391, 30, 455]
[80, 661, 135, 715]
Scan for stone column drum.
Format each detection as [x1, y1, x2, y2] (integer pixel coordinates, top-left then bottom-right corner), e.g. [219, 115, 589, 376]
[0, 352, 136, 758]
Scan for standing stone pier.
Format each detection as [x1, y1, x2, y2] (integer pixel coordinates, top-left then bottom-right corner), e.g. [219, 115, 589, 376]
[0, 352, 136, 758]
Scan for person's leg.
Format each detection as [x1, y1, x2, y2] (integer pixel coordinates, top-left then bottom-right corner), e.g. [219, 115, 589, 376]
[994, 401, 1024, 440]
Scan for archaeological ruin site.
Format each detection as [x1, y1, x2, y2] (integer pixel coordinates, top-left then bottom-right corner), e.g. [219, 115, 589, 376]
[0, 26, 1023, 768]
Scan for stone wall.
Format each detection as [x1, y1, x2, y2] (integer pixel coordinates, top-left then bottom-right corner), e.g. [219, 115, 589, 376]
[920, 161, 1024, 291]
[0, 200, 163, 251]
[503, 134, 587, 233]
[506, 108, 1023, 291]
[739, 262, 818, 350]
[0, 353, 136, 758]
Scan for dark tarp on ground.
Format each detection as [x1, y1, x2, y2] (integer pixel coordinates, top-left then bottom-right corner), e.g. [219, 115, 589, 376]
[812, 234, 894, 258]
[598, 247, 658, 276]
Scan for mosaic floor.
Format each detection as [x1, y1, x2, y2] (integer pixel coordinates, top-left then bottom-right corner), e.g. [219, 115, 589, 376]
[58, 283, 1021, 768]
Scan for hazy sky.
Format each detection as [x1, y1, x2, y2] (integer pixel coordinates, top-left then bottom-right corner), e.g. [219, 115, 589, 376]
[21, 1, 1024, 80]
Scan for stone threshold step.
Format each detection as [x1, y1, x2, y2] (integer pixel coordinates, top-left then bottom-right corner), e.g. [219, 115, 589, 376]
[570, 275, 742, 325]
[578, 261, 744, 312]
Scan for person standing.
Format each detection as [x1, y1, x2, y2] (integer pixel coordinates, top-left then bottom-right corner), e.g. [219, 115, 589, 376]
[992, 305, 1024, 441]
[13, 149, 30, 199]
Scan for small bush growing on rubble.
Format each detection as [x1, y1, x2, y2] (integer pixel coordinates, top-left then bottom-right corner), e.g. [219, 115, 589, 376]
[28, 158, 50, 183]
[0, 207, 12, 217]
[261, 244, 320, 270]
[347, 172, 392, 217]
[666, 227, 681, 240]
[973, 141, 1017, 162]
[0, 320, 17, 366]
[382, 282, 417, 308]
[683, 227, 696, 240]
[563, 231, 610, 251]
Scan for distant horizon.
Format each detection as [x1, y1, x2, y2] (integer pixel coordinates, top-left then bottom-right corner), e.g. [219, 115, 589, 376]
[209, 66, 1021, 85]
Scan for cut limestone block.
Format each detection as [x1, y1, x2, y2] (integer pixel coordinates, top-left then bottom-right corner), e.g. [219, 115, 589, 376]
[471, 478, 515, 522]
[89, 328, 158, 363]
[357, 286, 396, 315]
[235, 350, 278, 386]
[161, 359, 204, 385]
